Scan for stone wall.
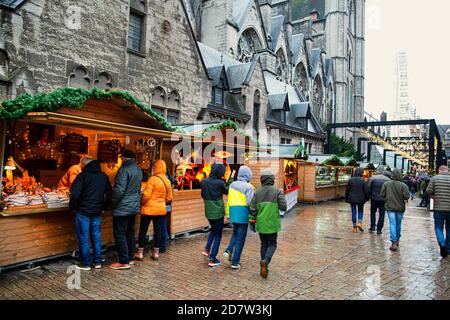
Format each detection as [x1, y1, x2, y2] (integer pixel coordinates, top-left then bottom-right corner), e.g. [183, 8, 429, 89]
[0, 0, 211, 124]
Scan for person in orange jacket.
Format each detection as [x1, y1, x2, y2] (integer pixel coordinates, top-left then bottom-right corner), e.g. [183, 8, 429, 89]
[134, 160, 173, 261]
[57, 155, 87, 190]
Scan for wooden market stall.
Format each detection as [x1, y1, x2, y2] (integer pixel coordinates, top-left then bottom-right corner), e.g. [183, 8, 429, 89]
[297, 155, 358, 203]
[0, 88, 178, 269]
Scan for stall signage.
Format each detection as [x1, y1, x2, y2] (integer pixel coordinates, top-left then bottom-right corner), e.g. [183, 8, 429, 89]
[98, 140, 120, 163]
[59, 133, 88, 154]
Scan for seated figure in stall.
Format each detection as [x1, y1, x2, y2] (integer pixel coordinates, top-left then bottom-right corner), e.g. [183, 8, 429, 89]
[58, 155, 86, 190]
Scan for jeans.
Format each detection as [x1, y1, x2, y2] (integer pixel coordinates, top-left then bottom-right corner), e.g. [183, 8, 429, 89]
[75, 213, 102, 267]
[205, 218, 224, 261]
[410, 192, 416, 200]
[434, 211, 450, 248]
[350, 203, 364, 226]
[225, 223, 249, 265]
[138, 215, 166, 248]
[259, 233, 277, 266]
[161, 212, 171, 250]
[113, 215, 136, 264]
[370, 200, 386, 232]
[387, 211, 404, 242]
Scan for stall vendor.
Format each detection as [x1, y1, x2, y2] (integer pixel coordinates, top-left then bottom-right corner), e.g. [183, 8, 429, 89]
[57, 155, 87, 190]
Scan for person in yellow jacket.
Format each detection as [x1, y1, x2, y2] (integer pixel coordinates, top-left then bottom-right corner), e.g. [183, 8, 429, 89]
[134, 160, 173, 261]
[57, 156, 88, 190]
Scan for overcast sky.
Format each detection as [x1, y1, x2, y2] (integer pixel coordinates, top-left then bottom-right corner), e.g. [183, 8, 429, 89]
[365, 0, 450, 125]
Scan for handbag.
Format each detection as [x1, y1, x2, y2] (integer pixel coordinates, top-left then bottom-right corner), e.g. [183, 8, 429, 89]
[156, 175, 172, 212]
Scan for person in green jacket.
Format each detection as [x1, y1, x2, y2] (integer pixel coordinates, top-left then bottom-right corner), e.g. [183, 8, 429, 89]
[380, 169, 410, 252]
[249, 169, 287, 278]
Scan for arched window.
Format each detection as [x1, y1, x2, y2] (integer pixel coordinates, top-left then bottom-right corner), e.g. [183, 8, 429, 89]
[347, 80, 354, 122]
[237, 28, 262, 63]
[325, 86, 334, 125]
[167, 90, 181, 124]
[294, 62, 309, 98]
[348, 0, 356, 34]
[151, 86, 166, 116]
[275, 49, 288, 82]
[312, 76, 323, 121]
[347, 41, 353, 73]
[68, 65, 91, 89]
[94, 72, 114, 89]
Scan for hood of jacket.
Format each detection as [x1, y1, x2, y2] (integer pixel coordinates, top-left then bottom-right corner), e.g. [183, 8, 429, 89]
[376, 165, 385, 175]
[354, 167, 363, 177]
[210, 163, 226, 179]
[261, 169, 275, 186]
[237, 166, 252, 182]
[83, 160, 101, 173]
[153, 159, 167, 176]
[392, 169, 403, 181]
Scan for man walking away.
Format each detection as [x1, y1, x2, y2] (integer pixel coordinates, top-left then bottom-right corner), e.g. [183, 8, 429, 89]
[70, 157, 112, 271]
[380, 169, 410, 252]
[110, 150, 143, 270]
[427, 166, 450, 258]
[367, 165, 390, 234]
[249, 169, 287, 279]
[223, 166, 255, 270]
[201, 163, 232, 267]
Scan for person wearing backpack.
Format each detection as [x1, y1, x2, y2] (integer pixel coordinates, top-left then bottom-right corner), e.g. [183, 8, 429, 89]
[134, 160, 173, 261]
[249, 169, 287, 278]
[380, 169, 411, 252]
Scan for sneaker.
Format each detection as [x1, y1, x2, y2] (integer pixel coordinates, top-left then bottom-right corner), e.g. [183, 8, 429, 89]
[231, 264, 241, 270]
[201, 250, 209, 257]
[440, 246, 448, 258]
[222, 251, 232, 262]
[208, 259, 221, 267]
[260, 260, 268, 278]
[93, 264, 102, 269]
[109, 263, 131, 270]
[75, 265, 91, 271]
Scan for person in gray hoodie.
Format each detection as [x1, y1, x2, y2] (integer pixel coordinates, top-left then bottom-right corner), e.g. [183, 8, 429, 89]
[223, 166, 255, 269]
[380, 169, 410, 252]
[367, 165, 390, 234]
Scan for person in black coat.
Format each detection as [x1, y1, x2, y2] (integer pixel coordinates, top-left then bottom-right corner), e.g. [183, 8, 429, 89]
[69, 157, 112, 270]
[345, 167, 369, 233]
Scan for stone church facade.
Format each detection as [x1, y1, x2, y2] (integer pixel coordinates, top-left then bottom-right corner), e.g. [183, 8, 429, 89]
[0, 0, 365, 153]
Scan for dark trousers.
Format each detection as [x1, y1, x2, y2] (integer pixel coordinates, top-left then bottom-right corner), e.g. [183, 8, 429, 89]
[370, 199, 386, 232]
[161, 212, 171, 249]
[113, 215, 136, 265]
[259, 233, 277, 266]
[205, 218, 224, 261]
[138, 215, 166, 248]
[419, 194, 430, 207]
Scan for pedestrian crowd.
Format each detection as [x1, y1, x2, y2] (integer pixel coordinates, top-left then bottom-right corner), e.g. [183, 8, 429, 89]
[345, 165, 450, 256]
[68, 150, 287, 278]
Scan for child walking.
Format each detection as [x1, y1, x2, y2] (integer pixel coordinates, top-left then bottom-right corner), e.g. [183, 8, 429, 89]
[249, 169, 287, 278]
[201, 163, 232, 267]
[223, 166, 255, 269]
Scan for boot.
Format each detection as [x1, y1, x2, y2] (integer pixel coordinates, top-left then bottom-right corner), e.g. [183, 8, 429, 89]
[353, 227, 358, 233]
[134, 247, 144, 261]
[389, 241, 398, 252]
[357, 221, 364, 232]
[151, 247, 159, 260]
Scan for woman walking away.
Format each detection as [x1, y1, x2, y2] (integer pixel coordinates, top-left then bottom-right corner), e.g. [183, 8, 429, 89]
[380, 169, 410, 252]
[345, 167, 369, 233]
[135, 160, 173, 261]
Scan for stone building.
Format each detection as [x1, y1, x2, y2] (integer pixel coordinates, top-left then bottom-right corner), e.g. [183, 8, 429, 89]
[0, 0, 211, 125]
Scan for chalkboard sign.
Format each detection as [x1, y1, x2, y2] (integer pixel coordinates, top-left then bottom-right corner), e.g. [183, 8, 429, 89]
[98, 140, 120, 163]
[59, 133, 88, 154]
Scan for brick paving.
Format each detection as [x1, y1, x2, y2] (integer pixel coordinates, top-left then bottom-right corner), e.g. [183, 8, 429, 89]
[0, 199, 449, 300]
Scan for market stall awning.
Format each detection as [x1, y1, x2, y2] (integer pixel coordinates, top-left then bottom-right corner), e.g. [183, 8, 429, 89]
[0, 87, 176, 132]
[309, 154, 345, 166]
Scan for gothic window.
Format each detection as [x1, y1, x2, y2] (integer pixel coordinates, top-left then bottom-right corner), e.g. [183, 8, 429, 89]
[312, 75, 323, 121]
[347, 80, 354, 122]
[237, 28, 262, 63]
[68, 66, 91, 89]
[167, 90, 181, 125]
[212, 74, 226, 107]
[253, 90, 261, 134]
[128, 1, 147, 54]
[167, 110, 180, 125]
[94, 72, 114, 89]
[325, 86, 334, 125]
[348, 0, 356, 34]
[294, 62, 309, 98]
[347, 41, 353, 73]
[276, 49, 288, 83]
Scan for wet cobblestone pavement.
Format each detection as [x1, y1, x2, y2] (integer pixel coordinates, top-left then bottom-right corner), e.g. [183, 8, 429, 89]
[1, 199, 449, 300]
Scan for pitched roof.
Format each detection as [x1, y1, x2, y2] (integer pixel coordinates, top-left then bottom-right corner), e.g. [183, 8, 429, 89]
[232, 0, 254, 29]
[268, 93, 289, 111]
[290, 103, 310, 119]
[0, 0, 27, 9]
[310, 48, 322, 76]
[291, 34, 305, 66]
[197, 42, 240, 68]
[270, 15, 284, 51]
[227, 63, 253, 89]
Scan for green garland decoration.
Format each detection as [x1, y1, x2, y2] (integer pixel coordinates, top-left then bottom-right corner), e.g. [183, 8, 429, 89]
[322, 155, 344, 166]
[0, 87, 177, 132]
[201, 119, 259, 146]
